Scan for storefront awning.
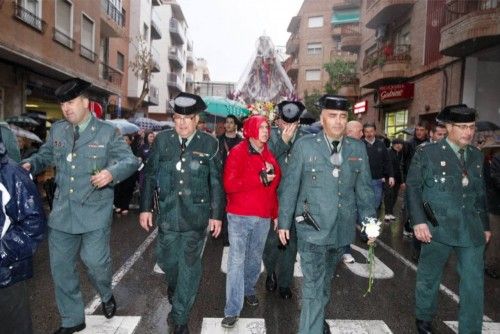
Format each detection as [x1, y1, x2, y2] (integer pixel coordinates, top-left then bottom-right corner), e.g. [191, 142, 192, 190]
[331, 9, 360, 25]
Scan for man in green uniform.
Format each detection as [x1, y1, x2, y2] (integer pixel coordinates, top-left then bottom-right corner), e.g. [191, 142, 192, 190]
[407, 104, 491, 334]
[0, 122, 21, 162]
[278, 95, 376, 334]
[22, 78, 139, 334]
[139, 92, 224, 334]
[263, 100, 308, 299]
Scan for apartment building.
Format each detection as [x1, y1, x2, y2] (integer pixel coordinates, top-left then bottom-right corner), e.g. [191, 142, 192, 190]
[284, 0, 358, 100]
[355, 0, 499, 138]
[0, 0, 128, 120]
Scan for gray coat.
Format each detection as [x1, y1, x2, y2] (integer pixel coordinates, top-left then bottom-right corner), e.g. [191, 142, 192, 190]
[279, 131, 376, 246]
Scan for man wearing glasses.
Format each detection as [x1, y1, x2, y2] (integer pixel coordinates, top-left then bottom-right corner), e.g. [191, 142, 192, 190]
[406, 104, 491, 334]
[139, 92, 224, 334]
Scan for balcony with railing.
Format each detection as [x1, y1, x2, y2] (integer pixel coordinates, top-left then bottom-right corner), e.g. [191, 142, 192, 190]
[100, 0, 125, 37]
[169, 18, 185, 45]
[283, 56, 299, 82]
[53, 28, 75, 50]
[186, 51, 194, 65]
[365, 0, 416, 29]
[99, 62, 123, 87]
[333, 0, 361, 10]
[13, 2, 46, 32]
[340, 24, 361, 53]
[151, 46, 161, 72]
[286, 34, 299, 55]
[168, 46, 185, 69]
[167, 72, 183, 92]
[360, 44, 411, 88]
[440, 0, 500, 57]
[151, 9, 162, 40]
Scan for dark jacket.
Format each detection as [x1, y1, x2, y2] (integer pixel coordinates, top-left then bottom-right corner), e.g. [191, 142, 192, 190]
[0, 156, 46, 288]
[363, 138, 393, 180]
[485, 152, 500, 215]
[388, 147, 404, 184]
[217, 133, 243, 165]
[402, 136, 428, 182]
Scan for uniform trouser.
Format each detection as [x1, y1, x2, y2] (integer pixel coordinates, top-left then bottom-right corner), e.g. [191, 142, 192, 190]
[0, 280, 33, 334]
[262, 221, 297, 289]
[415, 240, 485, 334]
[49, 227, 112, 327]
[156, 227, 206, 325]
[383, 183, 400, 215]
[297, 239, 343, 334]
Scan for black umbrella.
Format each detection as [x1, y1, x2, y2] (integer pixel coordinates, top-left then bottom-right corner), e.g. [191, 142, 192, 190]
[476, 121, 499, 132]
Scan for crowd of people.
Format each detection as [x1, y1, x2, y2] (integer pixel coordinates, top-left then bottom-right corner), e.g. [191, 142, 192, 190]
[0, 78, 498, 334]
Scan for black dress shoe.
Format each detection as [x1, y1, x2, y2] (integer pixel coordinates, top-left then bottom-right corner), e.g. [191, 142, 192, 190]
[485, 267, 499, 279]
[279, 287, 292, 299]
[323, 320, 331, 334]
[416, 319, 432, 334]
[102, 295, 116, 319]
[167, 286, 175, 304]
[265, 272, 277, 292]
[53, 323, 86, 334]
[173, 324, 189, 334]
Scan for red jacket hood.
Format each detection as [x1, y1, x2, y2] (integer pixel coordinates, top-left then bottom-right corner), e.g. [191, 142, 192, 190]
[243, 115, 269, 140]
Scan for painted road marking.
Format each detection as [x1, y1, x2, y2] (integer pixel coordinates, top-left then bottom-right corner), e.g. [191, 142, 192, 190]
[444, 321, 500, 333]
[80, 315, 141, 333]
[375, 238, 493, 322]
[201, 318, 265, 334]
[85, 228, 158, 314]
[345, 244, 394, 279]
[326, 319, 393, 333]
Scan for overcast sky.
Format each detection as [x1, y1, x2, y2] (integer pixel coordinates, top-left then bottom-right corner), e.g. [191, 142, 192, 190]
[178, 0, 304, 83]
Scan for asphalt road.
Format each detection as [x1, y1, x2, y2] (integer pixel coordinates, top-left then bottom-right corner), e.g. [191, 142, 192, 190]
[27, 204, 499, 334]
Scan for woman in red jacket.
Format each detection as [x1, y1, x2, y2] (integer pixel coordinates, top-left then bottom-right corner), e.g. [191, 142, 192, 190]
[221, 115, 281, 328]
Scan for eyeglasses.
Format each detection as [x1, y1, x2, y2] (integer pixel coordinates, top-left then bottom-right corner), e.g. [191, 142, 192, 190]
[452, 124, 476, 131]
[173, 115, 196, 122]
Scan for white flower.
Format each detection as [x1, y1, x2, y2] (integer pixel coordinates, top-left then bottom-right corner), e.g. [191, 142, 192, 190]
[362, 217, 382, 238]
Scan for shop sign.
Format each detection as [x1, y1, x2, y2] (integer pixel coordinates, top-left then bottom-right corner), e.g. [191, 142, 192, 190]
[354, 100, 367, 114]
[378, 83, 414, 103]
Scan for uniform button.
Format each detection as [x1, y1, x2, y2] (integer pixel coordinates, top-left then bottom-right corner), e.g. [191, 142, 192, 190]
[338, 180, 342, 184]
[201, 199, 204, 203]
[462, 205, 465, 208]
[70, 177, 74, 181]
[179, 180, 184, 184]
[182, 158, 186, 162]
[338, 192, 341, 196]
[181, 169, 185, 173]
[338, 204, 342, 207]
[69, 189, 74, 193]
[463, 194, 466, 198]
[71, 165, 75, 169]
[178, 191, 182, 196]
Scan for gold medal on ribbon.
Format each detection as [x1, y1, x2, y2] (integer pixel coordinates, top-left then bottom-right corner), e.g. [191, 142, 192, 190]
[462, 175, 469, 187]
[176, 161, 182, 171]
[332, 168, 339, 178]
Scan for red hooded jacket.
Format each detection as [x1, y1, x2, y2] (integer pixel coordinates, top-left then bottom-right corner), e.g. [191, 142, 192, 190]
[223, 115, 281, 219]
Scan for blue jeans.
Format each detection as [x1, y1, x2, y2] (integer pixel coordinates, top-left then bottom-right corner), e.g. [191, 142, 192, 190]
[224, 213, 270, 316]
[372, 179, 384, 209]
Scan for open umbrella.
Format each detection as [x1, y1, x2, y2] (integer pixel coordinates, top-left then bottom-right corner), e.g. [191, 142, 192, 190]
[476, 121, 499, 132]
[6, 115, 40, 127]
[203, 96, 250, 118]
[130, 117, 163, 131]
[8, 124, 43, 143]
[106, 119, 140, 135]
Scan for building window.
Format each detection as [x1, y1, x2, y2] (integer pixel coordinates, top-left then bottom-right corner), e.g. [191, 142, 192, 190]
[117, 52, 125, 71]
[308, 16, 324, 28]
[54, 0, 74, 49]
[307, 42, 322, 55]
[15, 0, 43, 31]
[143, 23, 149, 41]
[395, 22, 411, 52]
[305, 69, 321, 81]
[80, 14, 95, 61]
[385, 110, 408, 139]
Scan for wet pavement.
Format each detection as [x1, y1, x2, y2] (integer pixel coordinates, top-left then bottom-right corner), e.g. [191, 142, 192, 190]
[27, 203, 499, 334]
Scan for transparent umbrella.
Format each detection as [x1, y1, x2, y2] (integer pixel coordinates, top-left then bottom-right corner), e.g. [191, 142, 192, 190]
[106, 119, 140, 135]
[8, 124, 43, 143]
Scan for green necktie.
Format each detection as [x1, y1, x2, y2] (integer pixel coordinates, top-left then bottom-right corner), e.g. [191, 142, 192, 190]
[331, 140, 340, 154]
[458, 148, 465, 167]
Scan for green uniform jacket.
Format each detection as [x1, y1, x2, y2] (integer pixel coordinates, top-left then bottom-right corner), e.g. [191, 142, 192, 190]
[406, 140, 489, 247]
[278, 131, 376, 246]
[25, 116, 139, 234]
[140, 129, 224, 232]
[268, 126, 308, 175]
[0, 122, 21, 162]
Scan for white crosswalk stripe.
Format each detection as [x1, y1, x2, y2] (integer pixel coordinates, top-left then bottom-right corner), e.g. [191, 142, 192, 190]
[444, 321, 500, 333]
[201, 318, 266, 334]
[79, 316, 141, 333]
